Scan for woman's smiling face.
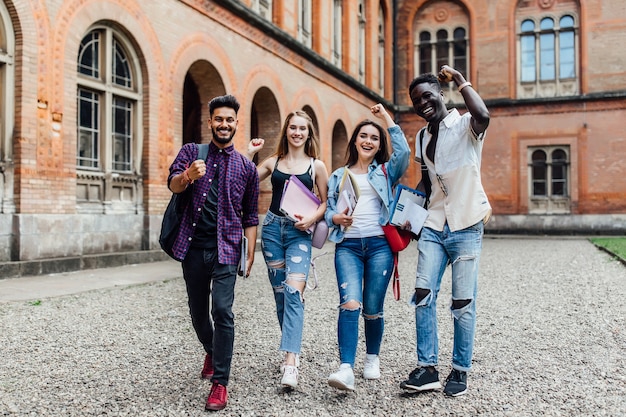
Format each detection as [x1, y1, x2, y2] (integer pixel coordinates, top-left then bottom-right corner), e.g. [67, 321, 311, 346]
[355, 124, 381, 162]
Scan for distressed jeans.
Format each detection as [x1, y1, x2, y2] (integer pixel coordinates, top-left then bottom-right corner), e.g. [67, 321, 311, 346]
[411, 221, 484, 372]
[334, 236, 394, 366]
[261, 211, 312, 354]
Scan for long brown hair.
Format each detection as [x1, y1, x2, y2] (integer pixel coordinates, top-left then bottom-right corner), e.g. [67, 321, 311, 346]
[344, 119, 390, 166]
[274, 110, 320, 159]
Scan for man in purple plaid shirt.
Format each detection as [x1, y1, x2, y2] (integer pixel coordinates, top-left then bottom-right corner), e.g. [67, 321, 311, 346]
[167, 95, 259, 412]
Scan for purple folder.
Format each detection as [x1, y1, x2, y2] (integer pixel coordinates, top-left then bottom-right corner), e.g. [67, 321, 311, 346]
[279, 175, 321, 233]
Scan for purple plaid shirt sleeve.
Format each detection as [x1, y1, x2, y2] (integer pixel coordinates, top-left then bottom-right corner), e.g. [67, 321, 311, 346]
[167, 142, 259, 263]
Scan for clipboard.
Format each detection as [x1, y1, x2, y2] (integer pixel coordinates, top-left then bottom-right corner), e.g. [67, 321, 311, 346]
[389, 184, 428, 235]
[279, 175, 321, 233]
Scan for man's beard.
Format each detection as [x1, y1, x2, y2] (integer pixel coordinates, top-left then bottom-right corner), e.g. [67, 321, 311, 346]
[212, 127, 236, 144]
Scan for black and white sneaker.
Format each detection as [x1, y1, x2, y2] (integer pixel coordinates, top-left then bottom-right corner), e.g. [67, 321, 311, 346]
[400, 366, 441, 392]
[443, 369, 468, 396]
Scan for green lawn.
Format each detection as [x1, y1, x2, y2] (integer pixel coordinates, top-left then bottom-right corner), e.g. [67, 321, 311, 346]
[590, 237, 626, 261]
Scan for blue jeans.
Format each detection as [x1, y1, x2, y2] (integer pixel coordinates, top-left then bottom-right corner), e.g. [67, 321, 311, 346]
[181, 247, 237, 386]
[411, 222, 484, 372]
[261, 211, 312, 354]
[334, 236, 394, 366]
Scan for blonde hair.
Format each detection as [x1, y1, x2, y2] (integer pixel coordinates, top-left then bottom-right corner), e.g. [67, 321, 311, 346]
[274, 110, 320, 159]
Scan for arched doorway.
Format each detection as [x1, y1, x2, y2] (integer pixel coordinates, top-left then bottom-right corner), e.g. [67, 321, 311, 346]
[183, 61, 226, 144]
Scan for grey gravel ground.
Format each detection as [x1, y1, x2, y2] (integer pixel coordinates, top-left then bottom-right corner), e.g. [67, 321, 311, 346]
[1, 237, 625, 416]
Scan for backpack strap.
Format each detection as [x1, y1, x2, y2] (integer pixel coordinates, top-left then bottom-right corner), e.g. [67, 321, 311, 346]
[419, 128, 432, 209]
[197, 143, 209, 161]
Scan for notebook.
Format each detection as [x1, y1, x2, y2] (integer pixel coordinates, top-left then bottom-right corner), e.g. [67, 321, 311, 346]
[279, 175, 321, 233]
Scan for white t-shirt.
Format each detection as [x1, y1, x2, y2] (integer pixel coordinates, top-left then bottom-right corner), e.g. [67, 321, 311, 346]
[344, 172, 384, 238]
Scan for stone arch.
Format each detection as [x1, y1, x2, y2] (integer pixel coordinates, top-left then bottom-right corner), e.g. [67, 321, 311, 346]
[331, 120, 349, 172]
[250, 87, 281, 213]
[183, 61, 226, 145]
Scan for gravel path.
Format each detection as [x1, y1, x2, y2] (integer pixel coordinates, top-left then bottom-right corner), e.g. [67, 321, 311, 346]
[1, 237, 625, 416]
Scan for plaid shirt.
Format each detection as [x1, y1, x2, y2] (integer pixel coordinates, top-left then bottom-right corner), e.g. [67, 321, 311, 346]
[167, 142, 259, 264]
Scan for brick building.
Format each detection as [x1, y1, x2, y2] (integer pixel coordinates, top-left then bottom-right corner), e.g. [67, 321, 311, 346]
[0, 0, 624, 272]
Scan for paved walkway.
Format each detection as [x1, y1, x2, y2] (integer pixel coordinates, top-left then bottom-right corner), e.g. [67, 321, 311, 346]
[0, 259, 181, 303]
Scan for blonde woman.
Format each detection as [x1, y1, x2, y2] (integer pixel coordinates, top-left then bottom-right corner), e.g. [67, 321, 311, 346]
[247, 110, 329, 389]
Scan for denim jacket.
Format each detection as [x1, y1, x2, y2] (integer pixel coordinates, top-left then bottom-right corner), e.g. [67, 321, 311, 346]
[325, 125, 410, 243]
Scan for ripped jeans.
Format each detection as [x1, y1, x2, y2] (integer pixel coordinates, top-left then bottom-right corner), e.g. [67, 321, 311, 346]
[261, 211, 312, 354]
[334, 236, 394, 366]
[411, 222, 483, 372]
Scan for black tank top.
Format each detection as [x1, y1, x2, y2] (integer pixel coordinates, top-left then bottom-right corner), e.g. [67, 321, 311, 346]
[269, 158, 314, 216]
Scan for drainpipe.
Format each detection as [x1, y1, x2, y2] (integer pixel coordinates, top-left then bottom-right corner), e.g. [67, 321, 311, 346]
[392, 0, 398, 108]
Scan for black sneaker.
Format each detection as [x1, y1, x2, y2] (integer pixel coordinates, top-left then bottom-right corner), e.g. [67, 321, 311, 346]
[400, 366, 442, 392]
[443, 369, 468, 396]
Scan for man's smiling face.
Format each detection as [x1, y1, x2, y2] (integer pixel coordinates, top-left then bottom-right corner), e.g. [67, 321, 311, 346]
[410, 82, 448, 123]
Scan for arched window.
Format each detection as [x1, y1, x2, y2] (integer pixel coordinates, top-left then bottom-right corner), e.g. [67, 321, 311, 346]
[518, 13, 578, 97]
[332, 0, 343, 67]
[377, 3, 385, 95]
[298, 0, 312, 47]
[0, 1, 15, 213]
[358, 0, 366, 83]
[529, 146, 570, 213]
[76, 26, 142, 211]
[251, 0, 272, 21]
[415, 26, 468, 98]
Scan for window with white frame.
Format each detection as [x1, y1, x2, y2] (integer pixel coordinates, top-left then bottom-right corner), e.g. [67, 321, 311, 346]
[251, 0, 272, 21]
[518, 14, 578, 98]
[377, 4, 385, 95]
[0, 1, 15, 213]
[76, 27, 142, 211]
[298, 0, 312, 47]
[332, 0, 342, 67]
[414, 26, 468, 100]
[528, 146, 570, 214]
[358, 0, 366, 83]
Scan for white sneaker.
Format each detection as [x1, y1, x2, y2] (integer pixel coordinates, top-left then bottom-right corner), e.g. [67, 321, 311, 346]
[280, 354, 300, 373]
[328, 363, 355, 391]
[363, 354, 380, 379]
[281, 365, 298, 389]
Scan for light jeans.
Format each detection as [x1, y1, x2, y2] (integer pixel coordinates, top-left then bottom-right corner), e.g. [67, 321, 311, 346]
[334, 236, 394, 366]
[411, 221, 483, 372]
[261, 211, 312, 354]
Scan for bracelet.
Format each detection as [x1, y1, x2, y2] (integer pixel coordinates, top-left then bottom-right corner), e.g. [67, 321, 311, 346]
[458, 81, 472, 92]
[183, 169, 193, 185]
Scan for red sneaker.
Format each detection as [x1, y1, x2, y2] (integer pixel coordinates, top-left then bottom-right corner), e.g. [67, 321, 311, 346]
[205, 382, 228, 411]
[201, 354, 214, 379]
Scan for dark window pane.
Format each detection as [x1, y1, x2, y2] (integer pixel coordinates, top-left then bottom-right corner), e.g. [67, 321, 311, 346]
[436, 30, 448, 73]
[77, 88, 99, 168]
[419, 44, 432, 74]
[533, 181, 546, 196]
[453, 27, 465, 40]
[532, 149, 546, 162]
[532, 163, 546, 180]
[532, 150, 547, 192]
[453, 28, 467, 76]
[552, 149, 567, 162]
[419, 31, 432, 74]
[112, 97, 132, 172]
[113, 38, 132, 88]
[78, 31, 100, 78]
